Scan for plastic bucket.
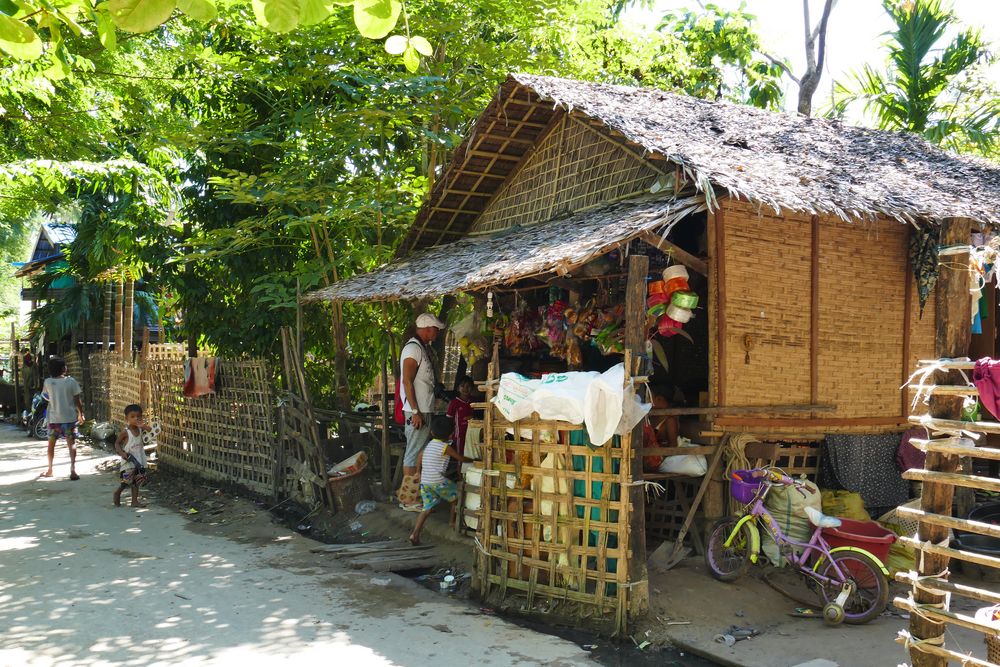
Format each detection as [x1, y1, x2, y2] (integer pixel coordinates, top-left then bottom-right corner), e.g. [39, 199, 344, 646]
[822, 518, 896, 565]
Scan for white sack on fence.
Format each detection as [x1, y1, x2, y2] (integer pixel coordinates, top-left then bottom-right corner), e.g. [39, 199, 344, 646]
[585, 363, 644, 445]
[532, 371, 600, 424]
[658, 437, 708, 476]
[492, 373, 540, 422]
[616, 389, 651, 437]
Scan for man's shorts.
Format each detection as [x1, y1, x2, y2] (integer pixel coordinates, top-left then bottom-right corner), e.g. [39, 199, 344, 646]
[403, 412, 432, 467]
[419, 480, 459, 511]
[48, 422, 77, 438]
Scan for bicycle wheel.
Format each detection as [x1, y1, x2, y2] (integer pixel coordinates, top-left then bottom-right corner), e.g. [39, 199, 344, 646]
[705, 517, 753, 582]
[815, 550, 889, 624]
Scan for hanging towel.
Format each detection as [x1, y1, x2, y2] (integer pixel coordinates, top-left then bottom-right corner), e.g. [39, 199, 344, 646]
[183, 357, 219, 398]
[974, 357, 1000, 420]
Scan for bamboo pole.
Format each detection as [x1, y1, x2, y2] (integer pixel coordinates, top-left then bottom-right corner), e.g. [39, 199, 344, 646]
[909, 216, 972, 667]
[122, 281, 134, 363]
[113, 281, 124, 356]
[103, 282, 112, 352]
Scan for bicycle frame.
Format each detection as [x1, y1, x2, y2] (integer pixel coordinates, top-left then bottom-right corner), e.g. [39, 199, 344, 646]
[724, 480, 861, 587]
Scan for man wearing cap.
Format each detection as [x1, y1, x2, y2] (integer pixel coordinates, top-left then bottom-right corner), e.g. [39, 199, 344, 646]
[399, 313, 446, 499]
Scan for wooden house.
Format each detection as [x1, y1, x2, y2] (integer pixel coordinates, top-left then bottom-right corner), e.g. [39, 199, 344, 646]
[304, 74, 1000, 630]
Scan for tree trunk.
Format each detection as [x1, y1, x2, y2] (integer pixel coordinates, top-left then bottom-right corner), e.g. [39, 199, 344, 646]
[122, 281, 135, 362]
[102, 282, 113, 353]
[797, 0, 835, 116]
[909, 217, 971, 667]
[114, 282, 124, 356]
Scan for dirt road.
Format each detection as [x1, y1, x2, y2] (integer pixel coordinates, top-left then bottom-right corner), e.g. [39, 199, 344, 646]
[0, 426, 594, 666]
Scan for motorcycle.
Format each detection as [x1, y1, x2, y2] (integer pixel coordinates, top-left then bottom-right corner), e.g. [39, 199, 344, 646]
[24, 392, 48, 440]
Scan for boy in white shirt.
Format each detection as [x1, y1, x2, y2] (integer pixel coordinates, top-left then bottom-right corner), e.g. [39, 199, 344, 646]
[409, 415, 472, 546]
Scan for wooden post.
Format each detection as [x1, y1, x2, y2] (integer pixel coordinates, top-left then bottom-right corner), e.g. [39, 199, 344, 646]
[11, 327, 18, 419]
[113, 281, 124, 356]
[380, 334, 391, 492]
[909, 217, 972, 667]
[624, 254, 649, 619]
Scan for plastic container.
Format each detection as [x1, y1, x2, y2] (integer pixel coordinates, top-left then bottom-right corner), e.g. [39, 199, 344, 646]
[647, 292, 669, 308]
[662, 265, 689, 282]
[663, 277, 690, 299]
[822, 518, 897, 565]
[730, 470, 764, 504]
[671, 291, 699, 309]
[666, 304, 693, 323]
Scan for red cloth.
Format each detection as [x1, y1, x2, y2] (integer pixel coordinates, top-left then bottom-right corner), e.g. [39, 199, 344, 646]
[896, 427, 926, 472]
[447, 397, 473, 455]
[974, 357, 1000, 420]
[183, 357, 217, 398]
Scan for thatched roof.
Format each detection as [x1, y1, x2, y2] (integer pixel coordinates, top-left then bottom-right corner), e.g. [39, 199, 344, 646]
[302, 196, 704, 303]
[399, 74, 1000, 253]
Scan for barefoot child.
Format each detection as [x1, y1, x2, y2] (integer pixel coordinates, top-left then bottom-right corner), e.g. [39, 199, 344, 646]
[41, 356, 84, 480]
[409, 415, 472, 545]
[114, 404, 151, 507]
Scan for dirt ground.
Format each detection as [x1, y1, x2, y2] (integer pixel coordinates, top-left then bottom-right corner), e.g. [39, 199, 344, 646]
[638, 553, 990, 667]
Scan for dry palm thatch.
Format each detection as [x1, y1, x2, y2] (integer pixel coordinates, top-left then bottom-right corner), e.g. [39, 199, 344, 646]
[398, 74, 1000, 254]
[302, 196, 704, 303]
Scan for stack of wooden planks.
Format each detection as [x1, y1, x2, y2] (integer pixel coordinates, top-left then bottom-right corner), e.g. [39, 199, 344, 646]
[311, 540, 437, 572]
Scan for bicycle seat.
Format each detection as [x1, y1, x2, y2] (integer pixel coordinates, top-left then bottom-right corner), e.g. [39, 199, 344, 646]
[804, 506, 842, 529]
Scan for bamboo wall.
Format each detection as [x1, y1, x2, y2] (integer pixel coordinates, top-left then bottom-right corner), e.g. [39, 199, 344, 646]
[89, 352, 277, 497]
[469, 114, 662, 235]
[715, 199, 936, 432]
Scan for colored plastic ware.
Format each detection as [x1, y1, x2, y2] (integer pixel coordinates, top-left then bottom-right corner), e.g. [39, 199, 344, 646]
[822, 518, 896, 565]
[729, 469, 763, 504]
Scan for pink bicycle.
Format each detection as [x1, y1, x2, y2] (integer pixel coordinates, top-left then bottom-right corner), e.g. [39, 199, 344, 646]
[705, 467, 890, 625]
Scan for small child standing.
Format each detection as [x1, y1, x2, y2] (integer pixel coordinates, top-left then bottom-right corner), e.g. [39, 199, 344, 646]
[409, 415, 472, 546]
[114, 404, 151, 507]
[446, 376, 475, 457]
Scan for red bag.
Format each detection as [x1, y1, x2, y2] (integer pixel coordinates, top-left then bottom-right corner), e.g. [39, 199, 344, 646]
[394, 376, 405, 425]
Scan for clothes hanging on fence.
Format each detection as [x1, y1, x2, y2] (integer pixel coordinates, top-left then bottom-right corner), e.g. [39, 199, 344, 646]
[818, 434, 909, 515]
[909, 228, 939, 317]
[183, 357, 218, 398]
[896, 427, 926, 473]
[974, 357, 1000, 420]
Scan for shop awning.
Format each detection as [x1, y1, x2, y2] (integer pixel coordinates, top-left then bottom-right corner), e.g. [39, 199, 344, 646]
[301, 195, 705, 304]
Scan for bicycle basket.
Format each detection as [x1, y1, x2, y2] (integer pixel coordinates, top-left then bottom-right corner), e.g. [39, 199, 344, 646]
[730, 470, 764, 504]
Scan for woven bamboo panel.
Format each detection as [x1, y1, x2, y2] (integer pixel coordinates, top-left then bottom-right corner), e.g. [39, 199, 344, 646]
[817, 216, 906, 416]
[722, 202, 812, 407]
[150, 359, 275, 496]
[475, 410, 634, 630]
[646, 479, 699, 542]
[145, 344, 187, 361]
[109, 362, 143, 426]
[908, 291, 937, 417]
[720, 200, 933, 428]
[470, 114, 660, 234]
[88, 353, 112, 423]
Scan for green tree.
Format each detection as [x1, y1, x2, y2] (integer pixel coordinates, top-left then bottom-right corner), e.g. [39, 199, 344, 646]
[833, 0, 1000, 155]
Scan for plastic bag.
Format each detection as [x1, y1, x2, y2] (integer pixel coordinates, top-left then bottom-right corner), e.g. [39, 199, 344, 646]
[583, 363, 627, 445]
[821, 489, 871, 521]
[616, 389, 651, 436]
[658, 437, 708, 476]
[492, 373, 540, 422]
[533, 371, 600, 425]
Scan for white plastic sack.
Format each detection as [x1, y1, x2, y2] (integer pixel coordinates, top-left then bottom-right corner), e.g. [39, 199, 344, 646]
[616, 390, 651, 437]
[658, 437, 708, 476]
[492, 373, 540, 422]
[531, 371, 599, 424]
[584, 363, 633, 445]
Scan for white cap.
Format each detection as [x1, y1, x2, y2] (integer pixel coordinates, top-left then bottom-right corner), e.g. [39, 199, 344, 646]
[416, 313, 446, 329]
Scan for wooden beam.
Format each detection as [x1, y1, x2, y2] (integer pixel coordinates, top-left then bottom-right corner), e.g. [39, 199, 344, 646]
[624, 255, 649, 620]
[897, 505, 1000, 540]
[896, 571, 1000, 606]
[909, 415, 1000, 435]
[715, 206, 728, 407]
[902, 225, 914, 417]
[715, 416, 907, 428]
[903, 468, 1000, 493]
[637, 231, 708, 276]
[910, 437, 1000, 460]
[910, 216, 972, 667]
[810, 215, 820, 417]
[648, 403, 835, 416]
[896, 596, 1000, 638]
[893, 634, 993, 667]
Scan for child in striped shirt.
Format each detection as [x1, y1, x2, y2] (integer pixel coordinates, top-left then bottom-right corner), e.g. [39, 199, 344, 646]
[409, 415, 472, 546]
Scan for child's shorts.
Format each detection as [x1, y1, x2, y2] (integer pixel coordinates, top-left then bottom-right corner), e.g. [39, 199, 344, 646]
[48, 422, 77, 438]
[419, 480, 458, 510]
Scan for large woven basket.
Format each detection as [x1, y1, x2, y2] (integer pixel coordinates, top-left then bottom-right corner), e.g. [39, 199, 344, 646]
[974, 606, 1000, 661]
[878, 498, 921, 536]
